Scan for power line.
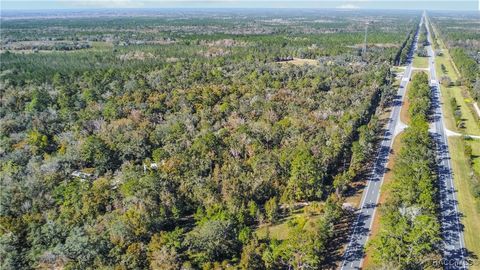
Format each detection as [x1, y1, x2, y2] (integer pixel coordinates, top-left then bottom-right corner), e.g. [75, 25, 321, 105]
[362, 22, 369, 58]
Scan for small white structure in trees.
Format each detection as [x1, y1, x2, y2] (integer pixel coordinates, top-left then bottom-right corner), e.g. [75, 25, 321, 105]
[71, 170, 95, 182]
[143, 163, 159, 173]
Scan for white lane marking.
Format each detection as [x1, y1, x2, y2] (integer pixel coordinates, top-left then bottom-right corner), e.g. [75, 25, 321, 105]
[425, 13, 467, 269]
[341, 19, 423, 270]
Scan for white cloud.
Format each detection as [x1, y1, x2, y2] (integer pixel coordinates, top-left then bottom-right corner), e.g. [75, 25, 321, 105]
[337, 3, 360, 9]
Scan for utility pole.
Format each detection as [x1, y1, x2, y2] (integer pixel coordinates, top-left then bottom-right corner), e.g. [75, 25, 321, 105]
[362, 22, 369, 58]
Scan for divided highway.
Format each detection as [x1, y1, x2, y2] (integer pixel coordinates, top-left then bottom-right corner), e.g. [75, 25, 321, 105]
[425, 13, 467, 270]
[341, 12, 468, 270]
[340, 17, 422, 270]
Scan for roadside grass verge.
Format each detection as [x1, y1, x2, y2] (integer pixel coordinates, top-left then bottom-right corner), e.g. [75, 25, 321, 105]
[447, 137, 480, 269]
[436, 52, 458, 81]
[436, 52, 480, 135]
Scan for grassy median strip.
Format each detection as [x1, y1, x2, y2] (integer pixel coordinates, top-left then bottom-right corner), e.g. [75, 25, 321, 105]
[400, 70, 421, 125]
[413, 55, 429, 69]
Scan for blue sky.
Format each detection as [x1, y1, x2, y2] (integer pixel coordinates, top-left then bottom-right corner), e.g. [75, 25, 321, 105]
[1, 0, 479, 10]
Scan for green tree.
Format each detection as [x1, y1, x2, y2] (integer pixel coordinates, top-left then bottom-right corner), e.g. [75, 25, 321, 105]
[27, 129, 49, 154]
[239, 237, 266, 270]
[26, 88, 50, 112]
[121, 242, 148, 270]
[264, 197, 279, 223]
[185, 219, 240, 265]
[80, 135, 115, 173]
[284, 145, 321, 202]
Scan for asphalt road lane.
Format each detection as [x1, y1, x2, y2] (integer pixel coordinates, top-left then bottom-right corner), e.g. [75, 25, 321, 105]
[341, 12, 468, 270]
[424, 14, 467, 270]
[340, 16, 423, 270]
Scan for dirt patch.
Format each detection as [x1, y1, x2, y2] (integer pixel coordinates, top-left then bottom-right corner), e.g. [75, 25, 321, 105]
[200, 39, 248, 47]
[200, 47, 230, 58]
[348, 43, 399, 49]
[343, 180, 367, 208]
[118, 51, 155, 61]
[278, 58, 319, 66]
[400, 92, 411, 125]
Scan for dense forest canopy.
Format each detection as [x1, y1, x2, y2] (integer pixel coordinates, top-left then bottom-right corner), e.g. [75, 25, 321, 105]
[1, 10, 419, 269]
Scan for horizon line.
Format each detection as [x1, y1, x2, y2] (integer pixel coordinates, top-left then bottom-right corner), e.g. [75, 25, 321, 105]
[2, 7, 479, 11]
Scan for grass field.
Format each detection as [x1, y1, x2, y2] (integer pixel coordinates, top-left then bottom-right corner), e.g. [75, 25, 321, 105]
[91, 41, 114, 50]
[412, 55, 429, 68]
[435, 48, 480, 136]
[391, 66, 406, 74]
[474, 147, 480, 176]
[255, 210, 322, 240]
[439, 83, 480, 136]
[436, 53, 458, 81]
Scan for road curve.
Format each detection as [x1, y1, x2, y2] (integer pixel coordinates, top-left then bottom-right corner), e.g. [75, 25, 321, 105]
[339, 16, 423, 270]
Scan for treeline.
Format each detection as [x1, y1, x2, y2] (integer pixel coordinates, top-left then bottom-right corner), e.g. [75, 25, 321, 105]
[394, 30, 413, 65]
[369, 72, 441, 268]
[1, 10, 418, 44]
[408, 72, 432, 117]
[394, 19, 420, 65]
[416, 22, 429, 57]
[1, 42, 91, 51]
[450, 48, 480, 100]
[334, 109, 382, 197]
